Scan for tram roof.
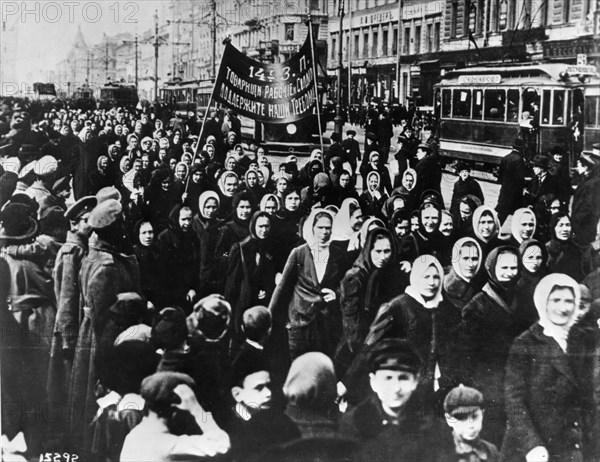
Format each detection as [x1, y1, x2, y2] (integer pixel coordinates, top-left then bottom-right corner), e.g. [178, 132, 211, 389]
[439, 62, 599, 85]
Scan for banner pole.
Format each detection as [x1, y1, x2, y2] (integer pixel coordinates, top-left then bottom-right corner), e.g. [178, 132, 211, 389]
[307, 13, 324, 154]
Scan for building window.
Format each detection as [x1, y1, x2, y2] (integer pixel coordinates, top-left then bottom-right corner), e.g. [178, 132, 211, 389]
[427, 24, 433, 52]
[434, 22, 440, 51]
[354, 34, 360, 58]
[403, 27, 410, 54]
[363, 32, 369, 57]
[392, 27, 398, 54]
[451, 2, 458, 38]
[563, 0, 571, 22]
[415, 25, 421, 54]
[382, 28, 389, 55]
[285, 24, 294, 41]
[310, 0, 320, 10]
[332, 36, 337, 60]
[499, 0, 508, 30]
[372, 30, 378, 56]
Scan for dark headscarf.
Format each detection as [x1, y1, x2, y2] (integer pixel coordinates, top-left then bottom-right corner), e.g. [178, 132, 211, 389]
[519, 238, 548, 278]
[484, 245, 520, 302]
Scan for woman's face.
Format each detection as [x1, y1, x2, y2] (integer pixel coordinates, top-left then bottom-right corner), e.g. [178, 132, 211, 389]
[257, 147, 266, 157]
[339, 173, 351, 188]
[264, 198, 278, 215]
[370, 236, 392, 269]
[350, 208, 364, 232]
[225, 157, 236, 170]
[421, 207, 440, 234]
[458, 244, 480, 280]
[313, 216, 332, 244]
[403, 173, 414, 190]
[368, 175, 379, 191]
[276, 178, 288, 193]
[246, 172, 258, 188]
[175, 165, 186, 180]
[549, 199, 561, 215]
[122, 159, 131, 172]
[411, 216, 419, 232]
[555, 216, 571, 241]
[258, 155, 268, 167]
[285, 192, 300, 211]
[192, 171, 202, 183]
[495, 252, 518, 282]
[255, 216, 271, 239]
[203, 198, 218, 219]
[224, 176, 238, 194]
[478, 213, 496, 239]
[161, 178, 171, 192]
[138, 222, 154, 247]
[394, 220, 410, 239]
[169, 158, 177, 170]
[132, 160, 142, 173]
[546, 287, 576, 326]
[522, 245, 543, 273]
[518, 213, 535, 240]
[206, 145, 214, 158]
[420, 264, 441, 300]
[439, 214, 453, 237]
[237, 199, 252, 221]
[459, 202, 473, 221]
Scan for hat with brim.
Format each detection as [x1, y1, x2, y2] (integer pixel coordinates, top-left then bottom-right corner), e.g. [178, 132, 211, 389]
[580, 151, 600, 167]
[366, 132, 378, 142]
[2, 157, 21, 174]
[346, 129, 356, 136]
[330, 132, 341, 142]
[512, 138, 525, 150]
[417, 143, 432, 152]
[0, 202, 38, 241]
[65, 195, 97, 221]
[5, 192, 39, 215]
[52, 176, 71, 194]
[96, 186, 122, 203]
[531, 154, 549, 169]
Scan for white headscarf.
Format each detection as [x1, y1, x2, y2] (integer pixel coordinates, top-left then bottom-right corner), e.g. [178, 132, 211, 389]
[511, 207, 537, 244]
[405, 254, 444, 309]
[533, 273, 581, 352]
[302, 208, 334, 248]
[472, 205, 500, 243]
[198, 191, 220, 219]
[331, 198, 361, 242]
[451, 237, 483, 282]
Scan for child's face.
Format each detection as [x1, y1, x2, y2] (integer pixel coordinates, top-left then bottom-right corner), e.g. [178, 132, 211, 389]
[445, 409, 484, 442]
[232, 371, 273, 411]
[370, 370, 419, 413]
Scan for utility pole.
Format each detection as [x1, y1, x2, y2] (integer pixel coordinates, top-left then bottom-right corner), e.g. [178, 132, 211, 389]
[154, 10, 159, 103]
[334, 0, 345, 137]
[212, 0, 217, 80]
[395, 0, 403, 104]
[122, 35, 139, 88]
[105, 37, 109, 80]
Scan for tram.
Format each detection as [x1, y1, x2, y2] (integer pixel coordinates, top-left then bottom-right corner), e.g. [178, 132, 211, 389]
[161, 79, 213, 117]
[99, 81, 138, 108]
[71, 84, 96, 110]
[435, 63, 599, 169]
[583, 80, 600, 151]
[32, 82, 57, 100]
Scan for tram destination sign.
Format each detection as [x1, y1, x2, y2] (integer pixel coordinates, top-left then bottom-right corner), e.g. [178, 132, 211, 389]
[213, 37, 317, 124]
[565, 65, 598, 76]
[457, 75, 502, 84]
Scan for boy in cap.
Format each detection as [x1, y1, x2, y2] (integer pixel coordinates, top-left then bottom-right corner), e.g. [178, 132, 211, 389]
[120, 372, 230, 461]
[339, 339, 434, 462]
[450, 162, 484, 219]
[439, 384, 499, 462]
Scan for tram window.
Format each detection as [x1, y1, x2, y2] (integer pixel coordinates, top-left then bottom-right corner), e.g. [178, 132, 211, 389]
[507, 89, 519, 122]
[472, 89, 483, 119]
[452, 89, 471, 118]
[442, 89, 452, 118]
[484, 89, 506, 121]
[585, 96, 599, 128]
[553, 90, 565, 125]
[542, 90, 551, 124]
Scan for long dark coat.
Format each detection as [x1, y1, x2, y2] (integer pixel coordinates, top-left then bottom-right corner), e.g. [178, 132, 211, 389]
[501, 323, 595, 462]
[571, 168, 600, 245]
[192, 214, 224, 297]
[496, 150, 527, 222]
[414, 155, 442, 201]
[67, 238, 139, 455]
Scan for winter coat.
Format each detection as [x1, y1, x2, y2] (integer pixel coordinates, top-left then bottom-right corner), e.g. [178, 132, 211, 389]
[546, 238, 595, 282]
[133, 243, 161, 308]
[496, 150, 527, 221]
[450, 177, 484, 218]
[68, 237, 140, 455]
[501, 323, 595, 462]
[414, 155, 442, 201]
[192, 214, 224, 296]
[571, 169, 600, 245]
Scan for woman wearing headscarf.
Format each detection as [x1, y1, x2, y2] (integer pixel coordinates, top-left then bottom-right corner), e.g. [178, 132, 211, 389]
[328, 156, 344, 187]
[331, 198, 364, 250]
[172, 161, 188, 201]
[217, 170, 240, 219]
[360, 151, 393, 195]
[88, 155, 114, 196]
[226, 211, 278, 336]
[364, 255, 460, 406]
[398, 202, 445, 266]
[270, 188, 305, 271]
[185, 164, 209, 216]
[507, 207, 537, 248]
[144, 168, 180, 235]
[443, 237, 482, 312]
[471, 205, 503, 262]
[514, 239, 547, 329]
[501, 274, 594, 462]
[359, 171, 388, 220]
[298, 149, 324, 188]
[391, 167, 418, 212]
[452, 194, 481, 239]
[332, 169, 359, 206]
[192, 191, 224, 298]
[243, 168, 265, 201]
[132, 219, 161, 310]
[546, 211, 596, 282]
[259, 193, 280, 216]
[336, 227, 405, 372]
[269, 208, 346, 361]
[301, 172, 335, 210]
[214, 191, 256, 290]
[73, 126, 101, 199]
[459, 246, 526, 446]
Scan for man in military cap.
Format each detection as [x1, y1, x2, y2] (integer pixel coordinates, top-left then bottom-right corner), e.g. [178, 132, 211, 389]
[339, 339, 436, 462]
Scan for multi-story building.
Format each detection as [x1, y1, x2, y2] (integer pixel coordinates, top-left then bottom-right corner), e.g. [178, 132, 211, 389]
[327, 0, 444, 108]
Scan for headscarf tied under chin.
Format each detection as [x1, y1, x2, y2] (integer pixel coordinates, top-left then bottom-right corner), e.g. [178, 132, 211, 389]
[483, 246, 520, 306]
[533, 273, 580, 352]
[302, 207, 334, 248]
[331, 198, 361, 242]
[472, 205, 500, 243]
[511, 207, 537, 244]
[405, 254, 444, 309]
[198, 190, 220, 220]
[451, 237, 482, 282]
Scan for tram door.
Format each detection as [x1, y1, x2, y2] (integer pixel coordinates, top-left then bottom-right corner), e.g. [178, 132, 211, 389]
[521, 88, 540, 159]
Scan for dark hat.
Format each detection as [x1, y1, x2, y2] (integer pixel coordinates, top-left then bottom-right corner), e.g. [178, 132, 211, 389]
[96, 186, 122, 203]
[366, 131, 378, 142]
[330, 132, 341, 142]
[109, 292, 146, 324]
[5, 192, 39, 216]
[88, 198, 122, 229]
[443, 384, 484, 416]
[140, 371, 196, 405]
[52, 176, 71, 194]
[531, 154, 549, 169]
[417, 143, 432, 152]
[346, 129, 356, 136]
[367, 339, 423, 374]
[512, 138, 525, 150]
[39, 205, 69, 236]
[189, 294, 231, 340]
[17, 144, 39, 161]
[152, 306, 188, 350]
[0, 202, 38, 241]
[65, 195, 97, 221]
[550, 145, 565, 156]
[231, 349, 269, 387]
[455, 161, 470, 173]
[423, 125, 434, 131]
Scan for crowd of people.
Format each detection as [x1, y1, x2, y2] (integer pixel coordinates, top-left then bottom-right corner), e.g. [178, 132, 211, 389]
[0, 96, 599, 462]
